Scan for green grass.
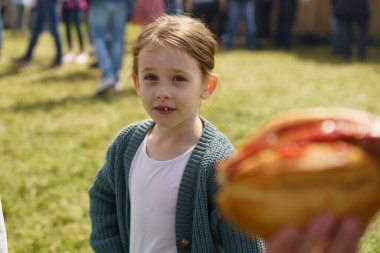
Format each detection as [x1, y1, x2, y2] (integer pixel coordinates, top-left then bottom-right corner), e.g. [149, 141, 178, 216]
[1, 25, 380, 252]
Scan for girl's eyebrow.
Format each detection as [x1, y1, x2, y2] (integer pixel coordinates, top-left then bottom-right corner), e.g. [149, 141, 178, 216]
[141, 67, 189, 74]
[141, 67, 155, 72]
[172, 68, 188, 74]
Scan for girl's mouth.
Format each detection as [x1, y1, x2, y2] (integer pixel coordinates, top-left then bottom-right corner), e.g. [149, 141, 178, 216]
[154, 106, 176, 114]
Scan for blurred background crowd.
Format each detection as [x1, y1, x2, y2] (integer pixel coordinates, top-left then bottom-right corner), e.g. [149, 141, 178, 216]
[0, 0, 377, 94]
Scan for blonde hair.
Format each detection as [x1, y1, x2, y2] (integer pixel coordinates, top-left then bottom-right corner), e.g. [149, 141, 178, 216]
[132, 14, 218, 79]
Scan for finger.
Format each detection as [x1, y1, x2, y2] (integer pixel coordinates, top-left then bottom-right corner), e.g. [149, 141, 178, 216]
[266, 226, 302, 253]
[295, 213, 335, 253]
[325, 216, 365, 253]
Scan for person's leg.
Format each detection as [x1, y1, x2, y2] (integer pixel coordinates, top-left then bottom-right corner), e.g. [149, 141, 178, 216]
[167, 0, 183, 15]
[275, 0, 285, 47]
[203, 2, 219, 35]
[73, 7, 84, 52]
[216, 5, 227, 43]
[22, 4, 32, 34]
[262, 0, 273, 39]
[11, 3, 21, 34]
[243, 1, 257, 49]
[45, 1, 63, 64]
[331, 16, 344, 55]
[24, 5, 44, 60]
[276, 0, 297, 49]
[0, 8, 3, 57]
[225, 1, 239, 49]
[62, 8, 72, 51]
[109, 2, 128, 81]
[356, 15, 368, 61]
[89, 2, 115, 80]
[341, 17, 353, 60]
[16, 4, 25, 33]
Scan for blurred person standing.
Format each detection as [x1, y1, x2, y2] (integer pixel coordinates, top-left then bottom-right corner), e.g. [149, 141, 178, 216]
[333, 0, 370, 61]
[12, 0, 63, 68]
[0, 198, 7, 253]
[61, 0, 88, 64]
[88, 0, 132, 95]
[224, 0, 257, 50]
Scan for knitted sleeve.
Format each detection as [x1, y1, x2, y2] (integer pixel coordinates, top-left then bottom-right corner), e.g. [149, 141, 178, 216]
[88, 125, 137, 252]
[208, 136, 267, 253]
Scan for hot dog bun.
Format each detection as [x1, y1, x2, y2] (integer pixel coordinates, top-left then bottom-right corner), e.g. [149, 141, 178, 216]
[217, 107, 380, 239]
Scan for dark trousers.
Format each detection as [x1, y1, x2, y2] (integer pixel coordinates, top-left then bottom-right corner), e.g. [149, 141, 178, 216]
[275, 0, 297, 49]
[192, 2, 219, 36]
[25, 0, 62, 62]
[339, 14, 369, 60]
[255, 0, 273, 39]
[62, 7, 84, 51]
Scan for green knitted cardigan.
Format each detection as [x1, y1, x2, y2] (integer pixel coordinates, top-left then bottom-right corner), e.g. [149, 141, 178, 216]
[89, 119, 266, 253]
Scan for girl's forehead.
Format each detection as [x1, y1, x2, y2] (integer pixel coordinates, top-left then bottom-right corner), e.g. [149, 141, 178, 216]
[141, 42, 184, 56]
[139, 43, 198, 66]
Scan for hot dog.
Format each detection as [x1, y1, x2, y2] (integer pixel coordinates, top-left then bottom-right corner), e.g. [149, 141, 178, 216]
[217, 107, 380, 239]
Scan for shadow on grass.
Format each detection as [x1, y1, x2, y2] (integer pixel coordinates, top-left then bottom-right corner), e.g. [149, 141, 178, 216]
[291, 44, 380, 76]
[6, 88, 136, 113]
[288, 42, 380, 65]
[0, 65, 23, 78]
[219, 38, 380, 66]
[0, 63, 99, 84]
[28, 70, 98, 85]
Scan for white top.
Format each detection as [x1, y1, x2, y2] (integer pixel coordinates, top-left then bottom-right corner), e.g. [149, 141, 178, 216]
[129, 135, 194, 253]
[0, 198, 8, 253]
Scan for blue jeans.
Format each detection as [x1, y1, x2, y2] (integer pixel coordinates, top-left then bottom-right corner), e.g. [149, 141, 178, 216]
[225, 0, 257, 49]
[89, 1, 129, 80]
[167, 0, 183, 15]
[331, 16, 344, 55]
[25, 0, 62, 62]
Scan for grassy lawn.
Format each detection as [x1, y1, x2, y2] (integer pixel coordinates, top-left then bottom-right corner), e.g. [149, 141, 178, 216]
[1, 24, 380, 252]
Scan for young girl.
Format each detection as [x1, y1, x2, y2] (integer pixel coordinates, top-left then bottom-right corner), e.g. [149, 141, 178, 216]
[88, 14, 266, 252]
[89, 14, 366, 253]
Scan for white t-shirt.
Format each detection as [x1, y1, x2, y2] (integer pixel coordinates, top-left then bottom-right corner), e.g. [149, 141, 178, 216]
[129, 135, 194, 253]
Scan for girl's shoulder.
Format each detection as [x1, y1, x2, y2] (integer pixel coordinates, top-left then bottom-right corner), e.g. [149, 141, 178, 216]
[202, 119, 234, 150]
[198, 119, 235, 163]
[105, 120, 154, 163]
[114, 119, 154, 144]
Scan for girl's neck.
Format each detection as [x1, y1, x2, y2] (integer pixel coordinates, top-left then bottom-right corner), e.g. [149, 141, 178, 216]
[146, 117, 204, 161]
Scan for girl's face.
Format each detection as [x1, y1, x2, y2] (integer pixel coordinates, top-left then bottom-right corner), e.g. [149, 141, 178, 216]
[133, 43, 216, 131]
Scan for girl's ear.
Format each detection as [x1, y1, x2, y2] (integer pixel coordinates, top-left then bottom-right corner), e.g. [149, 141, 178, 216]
[201, 73, 218, 99]
[132, 73, 141, 96]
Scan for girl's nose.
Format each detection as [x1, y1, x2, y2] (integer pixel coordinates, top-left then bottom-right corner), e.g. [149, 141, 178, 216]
[155, 83, 170, 99]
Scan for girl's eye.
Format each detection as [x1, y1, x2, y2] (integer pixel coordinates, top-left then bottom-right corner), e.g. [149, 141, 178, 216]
[144, 74, 157, 81]
[173, 76, 186, 82]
